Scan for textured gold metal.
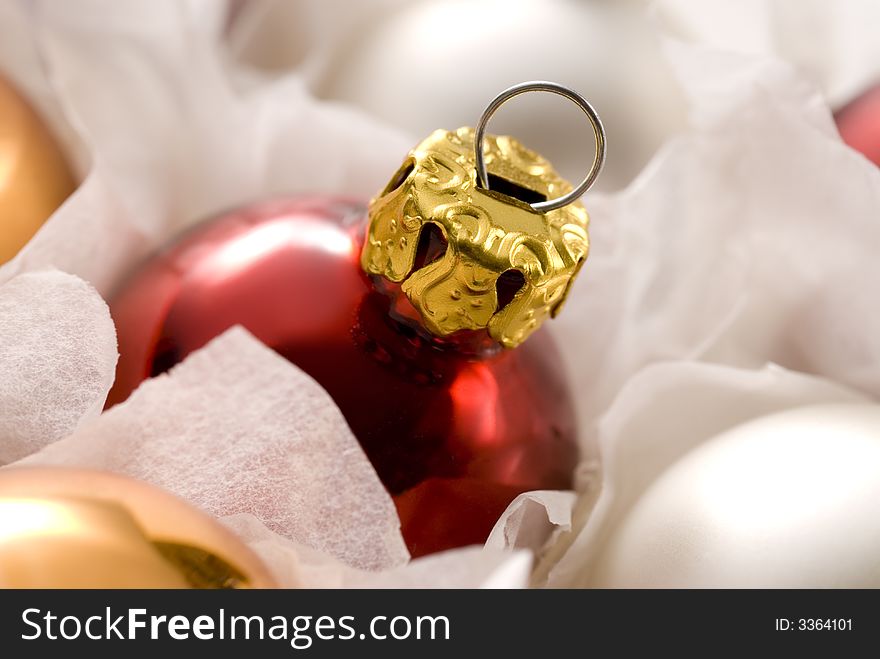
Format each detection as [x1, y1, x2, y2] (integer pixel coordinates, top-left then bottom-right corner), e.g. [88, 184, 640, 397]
[362, 127, 589, 348]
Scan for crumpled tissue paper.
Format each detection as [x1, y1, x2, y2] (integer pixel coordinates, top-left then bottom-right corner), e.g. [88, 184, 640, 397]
[653, 0, 880, 106]
[0, 0, 412, 294]
[221, 511, 532, 588]
[1, 0, 880, 587]
[0, 270, 117, 464]
[14, 326, 409, 572]
[534, 38, 880, 585]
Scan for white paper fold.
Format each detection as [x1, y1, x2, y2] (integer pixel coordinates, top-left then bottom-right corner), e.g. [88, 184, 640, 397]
[553, 35, 880, 460]
[0, 0, 412, 295]
[223, 510, 531, 588]
[485, 490, 577, 554]
[0, 270, 117, 464]
[14, 327, 409, 571]
[349, 547, 532, 590]
[0, 0, 88, 173]
[544, 41, 880, 581]
[653, 0, 880, 105]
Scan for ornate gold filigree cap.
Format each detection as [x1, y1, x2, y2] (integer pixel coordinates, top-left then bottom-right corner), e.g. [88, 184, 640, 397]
[361, 81, 605, 348]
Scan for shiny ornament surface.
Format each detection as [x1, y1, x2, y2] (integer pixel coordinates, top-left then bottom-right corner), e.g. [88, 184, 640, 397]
[311, 0, 683, 191]
[108, 197, 579, 557]
[835, 84, 880, 166]
[0, 75, 76, 264]
[0, 467, 275, 588]
[586, 404, 880, 588]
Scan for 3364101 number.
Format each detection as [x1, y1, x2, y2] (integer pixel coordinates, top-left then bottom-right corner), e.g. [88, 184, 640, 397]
[798, 619, 852, 631]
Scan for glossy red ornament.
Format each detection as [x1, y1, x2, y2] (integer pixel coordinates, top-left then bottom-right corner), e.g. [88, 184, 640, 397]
[835, 84, 880, 166]
[108, 197, 578, 557]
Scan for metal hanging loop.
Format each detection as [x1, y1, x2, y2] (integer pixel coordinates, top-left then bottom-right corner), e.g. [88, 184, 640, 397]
[474, 80, 606, 212]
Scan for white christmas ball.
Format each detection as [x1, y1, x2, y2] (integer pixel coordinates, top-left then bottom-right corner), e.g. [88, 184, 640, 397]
[586, 404, 880, 587]
[312, 0, 686, 192]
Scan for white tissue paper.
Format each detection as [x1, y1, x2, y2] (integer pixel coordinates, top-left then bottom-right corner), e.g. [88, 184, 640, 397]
[0, 0, 412, 294]
[221, 512, 531, 588]
[551, 39, 880, 456]
[538, 38, 880, 585]
[0, 270, 117, 464]
[15, 327, 409, 572]
[653, 0, 880, 106]
[485, 491, 576, 554]
[349, 548, 533, 590]
[218, 512, 353, 588]
[0, 0, 88, 173]
[2, 0, 880, 587]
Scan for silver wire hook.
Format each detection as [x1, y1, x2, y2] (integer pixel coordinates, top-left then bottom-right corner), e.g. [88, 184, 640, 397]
[474, 81, 606, 212]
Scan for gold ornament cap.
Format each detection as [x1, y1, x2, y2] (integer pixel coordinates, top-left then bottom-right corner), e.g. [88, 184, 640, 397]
[361, 82, 605, 348]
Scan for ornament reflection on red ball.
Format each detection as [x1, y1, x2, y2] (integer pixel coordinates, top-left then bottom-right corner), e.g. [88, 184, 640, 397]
[108, 83, 605, 557]
[835, 84, 880, 166]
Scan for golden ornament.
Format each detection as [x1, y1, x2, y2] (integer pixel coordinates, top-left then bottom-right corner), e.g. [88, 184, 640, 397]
[0, 75, 76, 264]
[0, 467, 276, 589]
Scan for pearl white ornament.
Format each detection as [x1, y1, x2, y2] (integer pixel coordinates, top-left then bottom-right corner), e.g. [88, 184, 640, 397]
[312, 0, 686, 192]
[586, 404, 880, 587]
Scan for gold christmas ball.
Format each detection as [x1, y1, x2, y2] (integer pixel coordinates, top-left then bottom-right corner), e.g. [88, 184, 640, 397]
[0, 467, 276, 588]
[0, 74, 76, 264]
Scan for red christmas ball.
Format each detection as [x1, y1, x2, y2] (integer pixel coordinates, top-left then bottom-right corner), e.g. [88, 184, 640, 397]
[108, 197, 579, 557]
[835, 84, 880, 166]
